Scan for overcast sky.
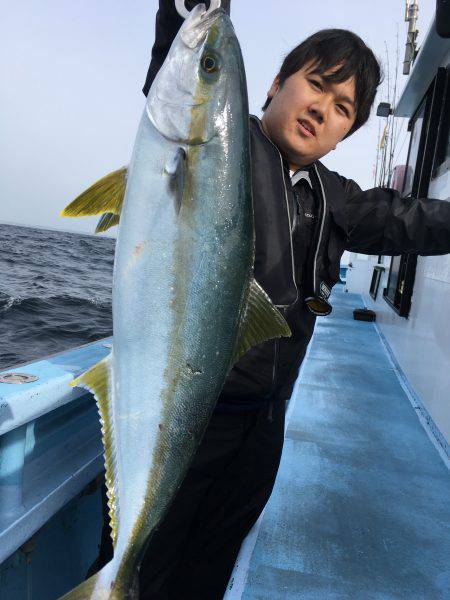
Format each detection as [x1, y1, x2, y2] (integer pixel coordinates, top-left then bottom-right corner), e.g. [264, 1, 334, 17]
[0, 0, 436, 235]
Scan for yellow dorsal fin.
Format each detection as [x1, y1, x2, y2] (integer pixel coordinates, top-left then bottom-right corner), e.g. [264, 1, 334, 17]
[71, 354, 119, 546]
[61, 167, 127, 227]
[232, 278, 292, 365]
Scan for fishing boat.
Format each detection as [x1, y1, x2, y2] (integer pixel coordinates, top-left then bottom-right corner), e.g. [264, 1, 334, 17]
[1, 3, 450, 599]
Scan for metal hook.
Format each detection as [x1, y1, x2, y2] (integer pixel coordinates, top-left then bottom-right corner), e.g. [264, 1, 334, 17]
[175, 0, 222, 20]
[175, 0, 191, 19]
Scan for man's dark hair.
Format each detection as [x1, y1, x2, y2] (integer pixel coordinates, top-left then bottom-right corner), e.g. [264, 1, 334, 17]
[262, 29, 382, 137]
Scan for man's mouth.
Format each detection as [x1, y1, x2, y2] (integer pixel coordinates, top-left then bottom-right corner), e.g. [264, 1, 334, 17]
[297, 119, 316, 138]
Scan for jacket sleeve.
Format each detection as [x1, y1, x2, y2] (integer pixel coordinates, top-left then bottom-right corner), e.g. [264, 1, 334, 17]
[142, 0, 230, 97]
[341, 176, 450, 256]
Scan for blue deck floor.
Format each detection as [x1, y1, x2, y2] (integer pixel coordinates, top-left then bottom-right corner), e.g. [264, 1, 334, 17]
[228, 288, 450, 600]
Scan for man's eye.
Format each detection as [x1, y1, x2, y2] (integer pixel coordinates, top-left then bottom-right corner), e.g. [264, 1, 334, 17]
[337, 104, 349, 117]
[309, 79, 322, 91]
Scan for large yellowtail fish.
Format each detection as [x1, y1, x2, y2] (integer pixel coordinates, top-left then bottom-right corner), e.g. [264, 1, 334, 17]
[60, 1, 290, 598]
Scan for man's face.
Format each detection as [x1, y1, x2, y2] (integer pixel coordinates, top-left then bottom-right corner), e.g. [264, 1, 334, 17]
[261, 62, 357, 168]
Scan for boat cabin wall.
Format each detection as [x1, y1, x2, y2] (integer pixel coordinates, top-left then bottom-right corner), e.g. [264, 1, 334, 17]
[346, 31, 450, 455]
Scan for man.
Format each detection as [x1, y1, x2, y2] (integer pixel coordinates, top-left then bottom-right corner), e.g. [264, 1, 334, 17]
[95, 1, 450, 598]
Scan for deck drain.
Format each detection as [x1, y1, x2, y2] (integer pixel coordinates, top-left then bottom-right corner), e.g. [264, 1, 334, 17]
[0, 373, 39, 384]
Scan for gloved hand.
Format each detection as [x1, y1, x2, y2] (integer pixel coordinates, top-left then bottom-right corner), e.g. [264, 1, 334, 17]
[143, 0, 232, 96]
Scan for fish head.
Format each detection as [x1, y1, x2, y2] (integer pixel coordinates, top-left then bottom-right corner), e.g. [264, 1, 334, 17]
[146, 4, 242, 145]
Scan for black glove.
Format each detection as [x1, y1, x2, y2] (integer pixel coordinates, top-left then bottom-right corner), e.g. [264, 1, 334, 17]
[186, 0, 231, 14]
[143, 1, 231, 96]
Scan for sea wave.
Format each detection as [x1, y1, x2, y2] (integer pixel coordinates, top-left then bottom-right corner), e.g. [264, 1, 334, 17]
[0, 291, 20, 312]
[0, 223, 114, 370]
[0, 293, 111, 313]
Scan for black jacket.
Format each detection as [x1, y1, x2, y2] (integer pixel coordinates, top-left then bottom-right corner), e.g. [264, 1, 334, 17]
[144, 1, 450, 409]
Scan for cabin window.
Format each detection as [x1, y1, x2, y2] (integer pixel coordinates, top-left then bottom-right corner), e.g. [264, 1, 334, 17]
[369, 265, 385, 300]
[402, 101, 426, 197]
[433, 67, 450, 179]
[383, 69, 448, 317]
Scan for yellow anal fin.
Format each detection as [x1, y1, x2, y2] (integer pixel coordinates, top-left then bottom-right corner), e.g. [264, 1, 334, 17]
[61, 167, 127, 224]
[232, 278, 292, 365]
[71, 355, 119, 546]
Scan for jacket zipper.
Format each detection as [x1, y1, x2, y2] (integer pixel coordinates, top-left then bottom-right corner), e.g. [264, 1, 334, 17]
[255, 119, 298, 308]
[292, 188, 304, 234]
[312, 164, 327, 297]
[291, 189, 298, 234]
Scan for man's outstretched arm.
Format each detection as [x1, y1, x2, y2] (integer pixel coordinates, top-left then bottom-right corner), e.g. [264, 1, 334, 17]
[142, 0, 231, 96]
[342, 177, 450, 256]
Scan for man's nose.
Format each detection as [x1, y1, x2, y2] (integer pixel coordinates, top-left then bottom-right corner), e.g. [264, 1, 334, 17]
[308, 97, 331, 124]
[309, 105, 324, 124]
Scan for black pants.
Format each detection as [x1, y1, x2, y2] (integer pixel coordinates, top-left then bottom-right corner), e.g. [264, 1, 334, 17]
[93, 397, 287, 600]
[139, 397, 287, 599]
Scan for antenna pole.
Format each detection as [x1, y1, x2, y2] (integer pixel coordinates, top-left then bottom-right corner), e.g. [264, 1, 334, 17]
[403, 0, 419, 75]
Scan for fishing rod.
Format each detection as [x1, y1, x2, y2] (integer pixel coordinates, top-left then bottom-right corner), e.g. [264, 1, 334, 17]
[375, 1, 420, 187]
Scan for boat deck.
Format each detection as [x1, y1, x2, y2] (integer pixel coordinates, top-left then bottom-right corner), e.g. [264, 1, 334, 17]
[226, 287, 450, 600]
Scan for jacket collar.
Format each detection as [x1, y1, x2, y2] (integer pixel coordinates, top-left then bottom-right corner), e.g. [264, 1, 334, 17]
[291, 169, 313, 188]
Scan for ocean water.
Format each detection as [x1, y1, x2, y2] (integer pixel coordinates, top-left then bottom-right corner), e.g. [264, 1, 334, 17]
[0, 223, 115, 370]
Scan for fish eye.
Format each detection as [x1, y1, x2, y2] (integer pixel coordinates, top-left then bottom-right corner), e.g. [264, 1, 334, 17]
[201, 53, 218, 73]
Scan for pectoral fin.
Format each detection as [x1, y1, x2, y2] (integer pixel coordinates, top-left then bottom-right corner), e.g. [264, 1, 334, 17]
[71, 354, 119, 546]
[231, 279, 292, 365]
[61, 166, 127, 232]
[95, 212, 121, 233]
[165, 147, 186, 216]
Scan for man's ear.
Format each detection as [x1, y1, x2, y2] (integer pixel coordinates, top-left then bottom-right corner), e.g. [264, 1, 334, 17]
[266, 75, 281, 101]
